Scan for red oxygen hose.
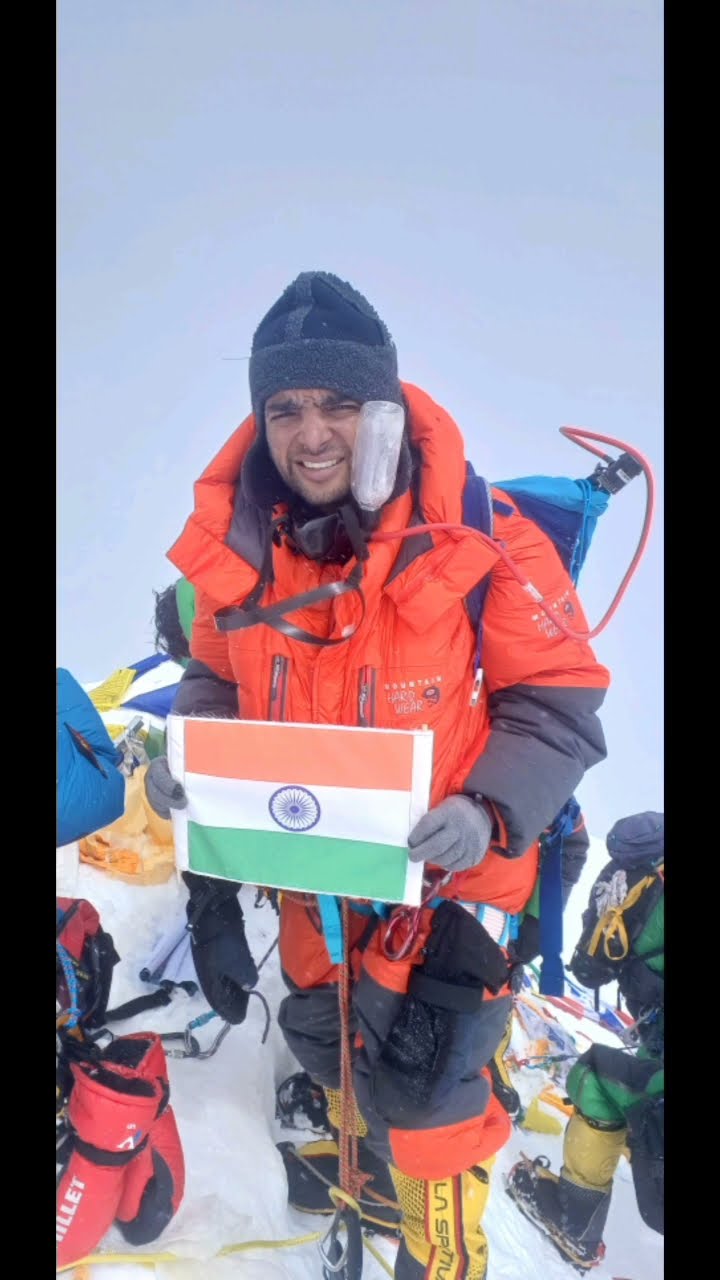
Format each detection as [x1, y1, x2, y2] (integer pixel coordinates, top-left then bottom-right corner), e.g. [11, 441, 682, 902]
[372, 428, 656, 643]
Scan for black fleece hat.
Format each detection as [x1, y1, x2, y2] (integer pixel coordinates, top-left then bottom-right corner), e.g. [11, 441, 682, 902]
[242, 272, 411, 510]
[248, 271, 403, 422]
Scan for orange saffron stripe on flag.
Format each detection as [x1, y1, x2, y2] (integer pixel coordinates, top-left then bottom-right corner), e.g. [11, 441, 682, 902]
[184, 719, 416, 791]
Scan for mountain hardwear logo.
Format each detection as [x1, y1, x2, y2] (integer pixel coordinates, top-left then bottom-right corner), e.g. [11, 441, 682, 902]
[384, 675, 443, 716]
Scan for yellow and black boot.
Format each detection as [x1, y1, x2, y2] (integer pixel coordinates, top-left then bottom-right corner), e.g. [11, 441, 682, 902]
[278, 1087, 401, 1238]
[390, 1161, 494, 1280]
[505, 1112, 625, 1270]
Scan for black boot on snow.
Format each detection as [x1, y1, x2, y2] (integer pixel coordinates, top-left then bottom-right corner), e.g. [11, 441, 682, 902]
[279, 1137, 402, 1238]
[276, 1071, 331, 1135]
[505, 1156, 609, 1270]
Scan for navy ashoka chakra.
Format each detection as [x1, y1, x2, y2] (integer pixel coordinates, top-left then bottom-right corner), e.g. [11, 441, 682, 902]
[269, 785, 321, 832]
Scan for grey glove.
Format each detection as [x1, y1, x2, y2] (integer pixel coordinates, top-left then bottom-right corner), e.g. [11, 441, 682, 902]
[407, 794, 493, 873]
[144, 755, 188, 819]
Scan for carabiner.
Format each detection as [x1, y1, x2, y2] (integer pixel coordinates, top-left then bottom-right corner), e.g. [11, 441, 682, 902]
[319, 1203, 363, 1280]
[381, 870, 450, 962]
[162, 1031, 201, 1059]
[381, 908, 418, 962]
[191, 1020, 233, 1060]
[160, 1008, 233, 1060]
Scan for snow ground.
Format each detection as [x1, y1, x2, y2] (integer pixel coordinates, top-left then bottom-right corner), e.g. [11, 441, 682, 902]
[57, 849, 663, 1280]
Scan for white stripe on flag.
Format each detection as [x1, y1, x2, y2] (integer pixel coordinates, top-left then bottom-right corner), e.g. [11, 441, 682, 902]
[184, 773, 414, 848]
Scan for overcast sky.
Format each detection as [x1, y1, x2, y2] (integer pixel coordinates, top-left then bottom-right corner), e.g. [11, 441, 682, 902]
[58, 0, 663, 841]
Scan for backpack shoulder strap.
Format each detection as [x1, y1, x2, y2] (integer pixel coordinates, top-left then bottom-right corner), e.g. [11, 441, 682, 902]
[462, 465, 514, 664]
[589, 865, 664, 963]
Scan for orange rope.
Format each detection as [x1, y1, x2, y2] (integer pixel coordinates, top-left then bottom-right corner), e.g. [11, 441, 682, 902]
[338, 898, 370, 1202]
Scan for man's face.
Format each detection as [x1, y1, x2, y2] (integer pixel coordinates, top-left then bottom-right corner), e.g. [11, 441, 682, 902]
[264, 388, 361, 507]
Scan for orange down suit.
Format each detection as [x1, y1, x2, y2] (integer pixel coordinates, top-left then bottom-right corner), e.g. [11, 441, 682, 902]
[167, 381, 609, 1178]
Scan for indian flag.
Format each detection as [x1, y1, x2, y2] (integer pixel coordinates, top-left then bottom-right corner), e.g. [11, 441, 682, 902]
[167, 716, 434, 905]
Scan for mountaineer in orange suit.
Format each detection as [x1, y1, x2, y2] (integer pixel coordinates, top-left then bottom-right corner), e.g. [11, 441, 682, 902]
[144, 271, 610, 1279]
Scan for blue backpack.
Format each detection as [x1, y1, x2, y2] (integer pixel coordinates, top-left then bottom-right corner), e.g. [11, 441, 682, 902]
[460, 463, 617, 994]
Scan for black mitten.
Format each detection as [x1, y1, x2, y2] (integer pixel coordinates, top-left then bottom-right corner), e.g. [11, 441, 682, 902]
[183, 872, 259, 1024]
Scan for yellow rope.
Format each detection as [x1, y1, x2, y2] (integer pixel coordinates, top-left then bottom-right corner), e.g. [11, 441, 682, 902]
[57, 1173, 405, 1278]
[362, 1233, 395, 1277]
[63, 1257, 176, 1272]
[59, 1232, 324, 1273]
[58, 1184, 368, 1274]
[217, 1230, 324, 1256]
[62, 1229, 395, 1277]
[327, 1185, 362, 1215]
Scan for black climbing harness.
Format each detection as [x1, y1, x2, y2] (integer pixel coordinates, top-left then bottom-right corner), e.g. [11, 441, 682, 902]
[215, 505, 370, 648]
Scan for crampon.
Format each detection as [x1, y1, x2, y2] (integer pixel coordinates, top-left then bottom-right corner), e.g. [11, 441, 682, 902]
[276, 1071, 331, 1136]
[505, 1155, 606, 1273]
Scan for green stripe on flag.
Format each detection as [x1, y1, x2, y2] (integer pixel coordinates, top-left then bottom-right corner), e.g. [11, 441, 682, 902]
[187, 822, 409, 901]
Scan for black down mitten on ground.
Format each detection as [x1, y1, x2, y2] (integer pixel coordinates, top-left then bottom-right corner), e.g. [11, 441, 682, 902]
[183, 872, 259, 1024]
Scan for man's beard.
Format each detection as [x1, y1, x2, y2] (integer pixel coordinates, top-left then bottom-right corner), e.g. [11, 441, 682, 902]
[280, 456, 351, 510]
